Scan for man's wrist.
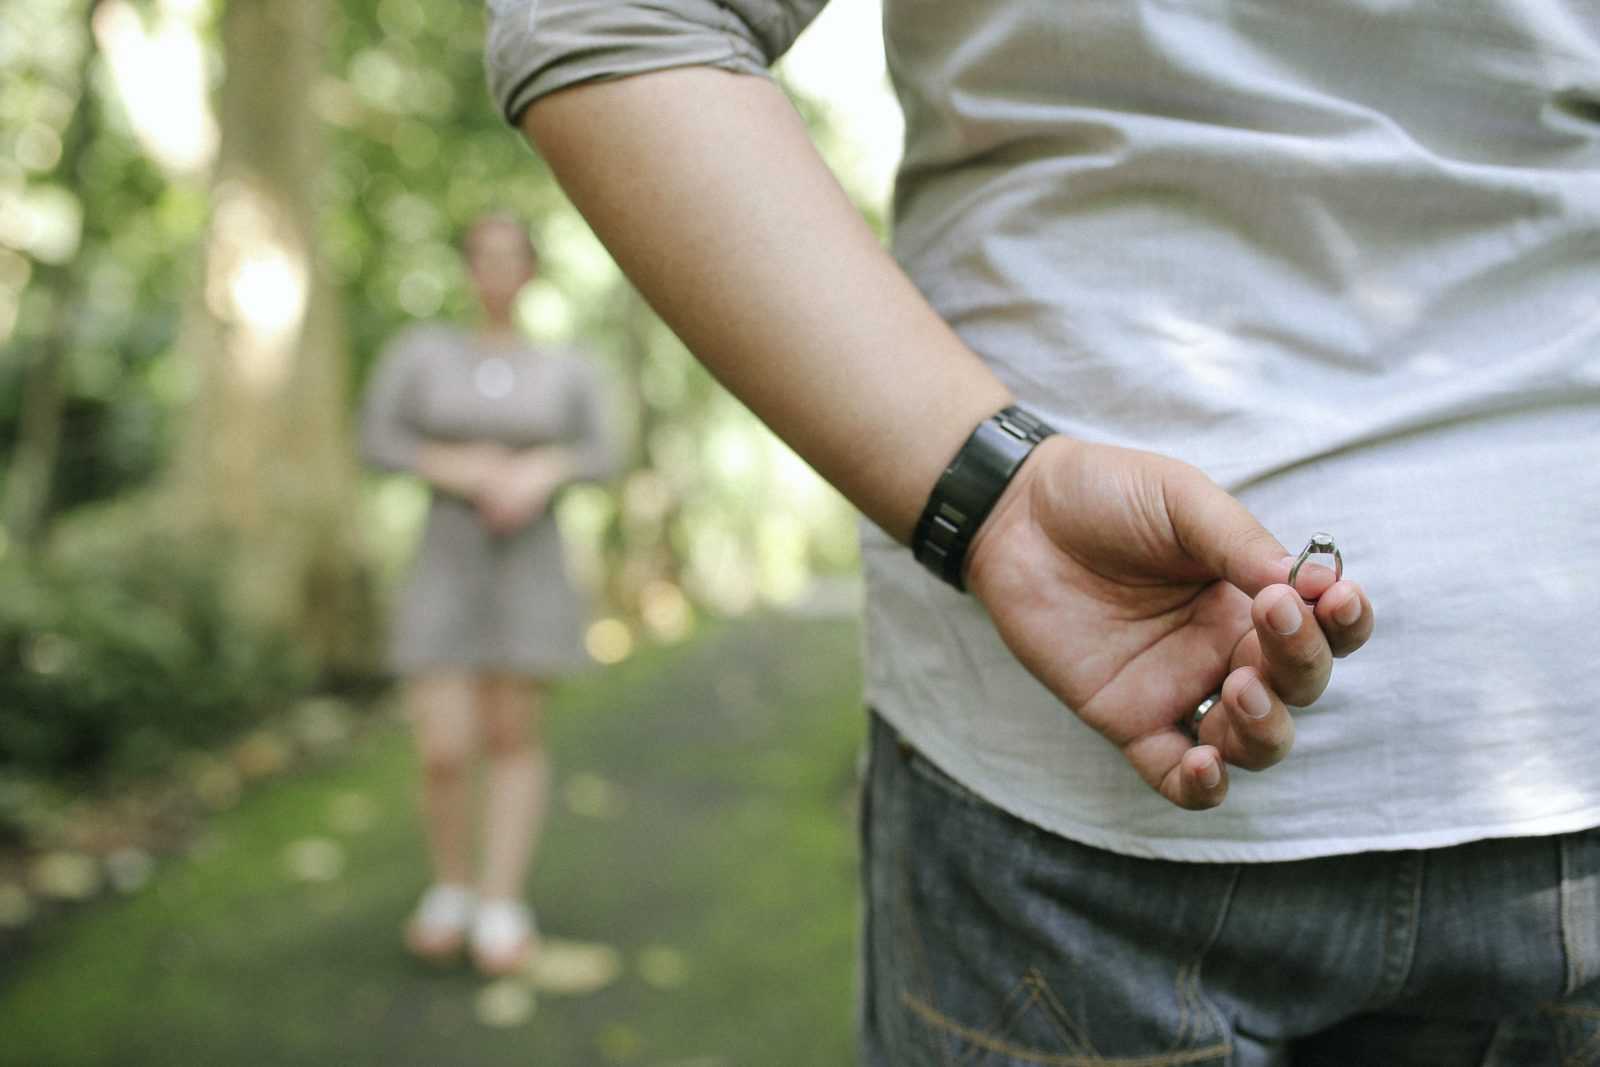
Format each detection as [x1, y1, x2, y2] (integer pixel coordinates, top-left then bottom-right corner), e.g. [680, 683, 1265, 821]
[912, 405, 1057, 591]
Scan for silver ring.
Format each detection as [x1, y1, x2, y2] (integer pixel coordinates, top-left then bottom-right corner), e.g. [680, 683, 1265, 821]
[1190, 691, 1222, 734]
[1288, 532, 1342, 594]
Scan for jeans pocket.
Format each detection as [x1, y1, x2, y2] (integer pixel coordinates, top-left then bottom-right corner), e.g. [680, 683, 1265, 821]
[867, 716, 1237, 1066]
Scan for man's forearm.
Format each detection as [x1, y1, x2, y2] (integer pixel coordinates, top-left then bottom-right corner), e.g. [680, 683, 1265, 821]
[522, 68, 1013, 544]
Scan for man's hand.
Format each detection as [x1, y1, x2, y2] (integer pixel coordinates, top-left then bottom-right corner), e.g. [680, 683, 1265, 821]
[474, 449, 573, 536]
[965, 435, 1375, 811]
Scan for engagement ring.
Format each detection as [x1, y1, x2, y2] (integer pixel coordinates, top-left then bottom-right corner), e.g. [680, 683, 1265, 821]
[1190, 533, 1344, 736]
[1288, 532, 1342, 593]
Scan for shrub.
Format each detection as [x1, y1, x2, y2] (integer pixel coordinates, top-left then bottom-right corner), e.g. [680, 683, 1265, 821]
[0, 528, 312, 784]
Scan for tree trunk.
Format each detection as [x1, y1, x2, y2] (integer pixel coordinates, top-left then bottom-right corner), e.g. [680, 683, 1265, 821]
[171, 0, 372, 672]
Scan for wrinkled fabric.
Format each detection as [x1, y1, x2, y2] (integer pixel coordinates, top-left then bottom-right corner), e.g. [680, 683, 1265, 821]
[486, 0, 1600, 860]
[862, 711, 1600, 1066]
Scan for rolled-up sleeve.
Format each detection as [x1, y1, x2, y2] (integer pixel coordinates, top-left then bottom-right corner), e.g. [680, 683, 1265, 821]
[358, 332, 428, 474]
[486, 0, 829, 126]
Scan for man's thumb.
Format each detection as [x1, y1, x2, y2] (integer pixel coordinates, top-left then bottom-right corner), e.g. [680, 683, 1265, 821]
[1166, 468, 1289, 597]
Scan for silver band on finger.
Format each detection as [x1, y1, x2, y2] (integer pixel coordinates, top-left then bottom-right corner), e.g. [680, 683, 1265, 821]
[1190, 691, 1223, 734]
[1288, 532, 1342, 593]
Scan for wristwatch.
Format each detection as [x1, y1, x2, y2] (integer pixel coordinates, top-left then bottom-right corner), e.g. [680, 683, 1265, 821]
[912, 405, 1056, 591]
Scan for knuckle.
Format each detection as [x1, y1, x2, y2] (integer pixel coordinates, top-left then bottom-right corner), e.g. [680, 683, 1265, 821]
[1235, 723, 1292, 771]
[1277, 671, 1329, 708]
[1275, 630, 1326, 673]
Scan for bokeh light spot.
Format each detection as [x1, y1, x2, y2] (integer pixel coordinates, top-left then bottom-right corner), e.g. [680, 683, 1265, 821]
[14, 124, 64, 172]
[585, 618, 634, 664]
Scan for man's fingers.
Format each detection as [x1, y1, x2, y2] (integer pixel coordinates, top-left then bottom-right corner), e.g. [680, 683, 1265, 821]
[1205, 666, 1294, 771]
[1250, 585, 1332, 707]
[1314, 580, 1375, 658]
[1285, 559, 1340, 599]
[1127, 731, 1229, 811]
[1164, 744, 1229, 810]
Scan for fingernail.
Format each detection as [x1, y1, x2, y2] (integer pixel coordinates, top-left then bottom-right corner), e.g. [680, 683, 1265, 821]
[1240, 678, 1272, 719]
[1334, 594, 1361, 626]
[1267, 592, 1302, 636]
[1199, 758, 1222, 790]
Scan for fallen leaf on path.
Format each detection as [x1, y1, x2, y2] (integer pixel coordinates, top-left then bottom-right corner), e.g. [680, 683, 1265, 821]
[30, 851, 101, 901]
[474, 979, 535, 1028]
[530, 938, 623, 996]
[283, 837, 344, 882]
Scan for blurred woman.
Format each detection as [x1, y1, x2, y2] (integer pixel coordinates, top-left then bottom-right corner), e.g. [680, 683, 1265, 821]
[359, 214, 615, 976]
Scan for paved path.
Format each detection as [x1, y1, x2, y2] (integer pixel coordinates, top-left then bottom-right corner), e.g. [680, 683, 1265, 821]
[0, 613, 865, 1067]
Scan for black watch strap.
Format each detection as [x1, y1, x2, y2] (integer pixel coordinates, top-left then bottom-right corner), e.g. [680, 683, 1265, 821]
[912, 405, 1056, 591]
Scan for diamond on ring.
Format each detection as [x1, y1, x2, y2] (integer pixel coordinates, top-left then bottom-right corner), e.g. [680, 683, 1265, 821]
[1288, 532, 1342, 594]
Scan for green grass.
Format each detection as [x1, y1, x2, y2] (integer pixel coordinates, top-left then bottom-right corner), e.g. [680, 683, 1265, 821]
[0, 614, 866, 1067]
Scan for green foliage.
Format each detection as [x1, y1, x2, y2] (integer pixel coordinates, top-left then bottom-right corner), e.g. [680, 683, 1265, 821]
[2, 0, 864, 704]
[0, 512, 312, 782]
[0, 0, 198, 515]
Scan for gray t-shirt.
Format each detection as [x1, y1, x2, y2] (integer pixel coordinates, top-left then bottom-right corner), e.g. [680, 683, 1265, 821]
[487, 0, 1600, 861]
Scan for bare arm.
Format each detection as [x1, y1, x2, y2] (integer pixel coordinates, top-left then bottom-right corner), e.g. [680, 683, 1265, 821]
[523, 68, 1009, 543]
[522, 68, 1374, 809]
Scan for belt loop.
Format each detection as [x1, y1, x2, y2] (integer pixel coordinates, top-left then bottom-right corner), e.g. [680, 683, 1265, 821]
[1558, 831, 1600, 997]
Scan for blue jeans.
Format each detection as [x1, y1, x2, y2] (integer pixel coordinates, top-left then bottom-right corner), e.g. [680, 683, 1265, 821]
[860, 711, 1600, 1066]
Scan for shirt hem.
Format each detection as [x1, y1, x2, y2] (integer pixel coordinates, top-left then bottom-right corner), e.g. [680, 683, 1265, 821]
[868, 697, 1600, 864]
[1011, 808, 1600, 865]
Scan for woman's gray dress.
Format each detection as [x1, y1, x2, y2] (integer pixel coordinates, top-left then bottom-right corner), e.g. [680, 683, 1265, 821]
[359, 325, 616, 677]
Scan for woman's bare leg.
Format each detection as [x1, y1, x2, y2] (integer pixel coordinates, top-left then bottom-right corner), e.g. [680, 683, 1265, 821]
[476, 674, 549, 903]
[408, 672, 480, 889]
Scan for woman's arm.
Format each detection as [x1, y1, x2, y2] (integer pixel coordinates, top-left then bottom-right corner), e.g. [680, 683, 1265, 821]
[358, 337, 508, 499]
[413, 442, 511, 501]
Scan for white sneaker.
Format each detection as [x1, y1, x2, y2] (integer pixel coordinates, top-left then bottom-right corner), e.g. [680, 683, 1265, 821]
[405, 884, 476, 962]
[470, 898, 538, 977]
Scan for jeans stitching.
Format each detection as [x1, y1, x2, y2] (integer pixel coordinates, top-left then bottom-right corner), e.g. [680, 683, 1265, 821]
[901, 991, 1231, 1067]
[1174, 962, 1196, 1047]
[894, 825, 956, 1067]
[1030, 968, 1101, 1058]
[890, 730, 1044, 1063]
[1185, 863, 1242, 1058]
[884, 716, 1238, 1066]
[1372, 852, 1425, 1007]
[958, 978, 1048, 1067]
